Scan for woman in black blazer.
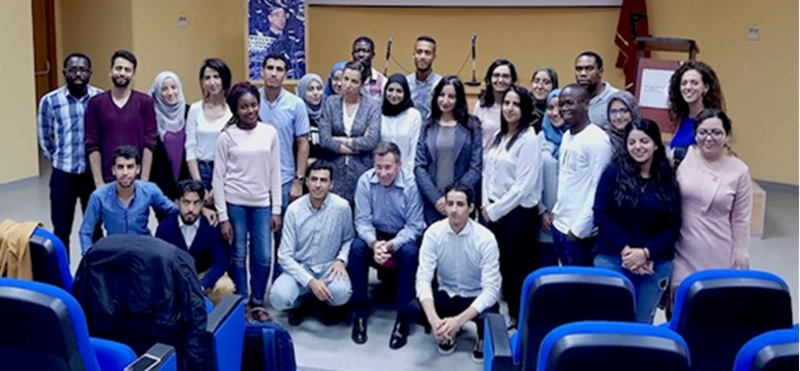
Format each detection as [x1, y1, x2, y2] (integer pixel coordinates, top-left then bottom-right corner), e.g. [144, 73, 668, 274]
[414, 76, 483, 225]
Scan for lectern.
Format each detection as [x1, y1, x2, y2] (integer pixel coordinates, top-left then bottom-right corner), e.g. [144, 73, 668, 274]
[633, 37, 699, 133]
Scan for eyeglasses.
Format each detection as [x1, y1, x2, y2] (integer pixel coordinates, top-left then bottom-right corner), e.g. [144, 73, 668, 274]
[491, 73, 512, 81]
[696, 129, 725, 139]
[66, 67, 91, 74]
[609, 108, 630, 117]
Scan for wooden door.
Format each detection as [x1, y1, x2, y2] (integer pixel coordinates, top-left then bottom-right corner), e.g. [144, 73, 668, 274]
[32, 0, 58, 106]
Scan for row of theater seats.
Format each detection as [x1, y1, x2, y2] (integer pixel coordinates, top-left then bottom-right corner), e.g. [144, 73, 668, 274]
[483, 267, 799, 371]
[0, 228, 247, 370]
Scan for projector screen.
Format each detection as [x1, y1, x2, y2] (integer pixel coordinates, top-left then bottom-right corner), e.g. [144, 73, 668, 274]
[309, 0, 621, 6]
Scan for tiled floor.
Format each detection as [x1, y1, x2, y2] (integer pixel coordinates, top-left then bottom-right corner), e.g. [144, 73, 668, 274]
[1, 165, 796, 371]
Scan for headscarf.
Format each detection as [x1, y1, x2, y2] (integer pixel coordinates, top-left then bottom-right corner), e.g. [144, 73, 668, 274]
[296, 73, 324, 121]
[381, 74, 414, 117]
[541, 89, 568, 157]
[324, 61, 347, 97]
[150, 71, 186, 138]
[606, 91, 642, 152]
[531, 67, 559, 132]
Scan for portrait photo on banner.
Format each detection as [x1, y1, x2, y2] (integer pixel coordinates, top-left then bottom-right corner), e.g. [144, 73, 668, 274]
[248, 0, 307, 80]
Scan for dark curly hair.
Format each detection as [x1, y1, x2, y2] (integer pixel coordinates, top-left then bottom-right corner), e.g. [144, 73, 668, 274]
[667, 61, 725, 122]
[612, 119, 679, 214]
[224, 82, 260, 129]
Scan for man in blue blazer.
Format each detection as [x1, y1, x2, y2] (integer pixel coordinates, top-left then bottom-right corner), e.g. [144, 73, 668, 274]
[156, 179, 233, 304]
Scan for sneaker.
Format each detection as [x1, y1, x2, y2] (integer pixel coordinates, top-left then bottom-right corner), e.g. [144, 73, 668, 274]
[437, 338, 456, 355]
[471, 339, 484, 363]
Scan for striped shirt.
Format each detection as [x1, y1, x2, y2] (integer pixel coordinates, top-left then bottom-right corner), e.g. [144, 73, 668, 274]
[37, 85, 103, 173]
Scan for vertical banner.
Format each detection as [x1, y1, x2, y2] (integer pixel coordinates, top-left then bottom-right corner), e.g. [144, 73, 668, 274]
[248, 0, 306, 81]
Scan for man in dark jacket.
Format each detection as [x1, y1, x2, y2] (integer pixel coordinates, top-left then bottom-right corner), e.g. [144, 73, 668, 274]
[156, 179, 233, 305]
[72, 234, 207, 370]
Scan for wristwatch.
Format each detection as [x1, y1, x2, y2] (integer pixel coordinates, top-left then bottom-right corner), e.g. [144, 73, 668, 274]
[294, 175, 305, 182]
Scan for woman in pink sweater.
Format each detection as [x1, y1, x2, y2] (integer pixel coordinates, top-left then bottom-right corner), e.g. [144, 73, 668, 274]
[213, 82, 282, 321]
[672, 109, 752, 291]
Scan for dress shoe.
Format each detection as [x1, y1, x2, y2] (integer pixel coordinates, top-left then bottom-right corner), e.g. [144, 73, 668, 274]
[351, 317, 368, 344]
[287, 307, 304, 326]
[388, 322, 409, 349]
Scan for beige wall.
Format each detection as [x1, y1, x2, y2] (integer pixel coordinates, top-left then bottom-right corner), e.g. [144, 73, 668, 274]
[648, 0, 798, 184]
[59, 0, 133, 91]
[0, 1, 39, 183]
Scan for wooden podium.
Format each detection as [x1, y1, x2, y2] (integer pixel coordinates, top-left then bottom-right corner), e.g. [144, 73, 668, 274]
[633, 37, 699, 134]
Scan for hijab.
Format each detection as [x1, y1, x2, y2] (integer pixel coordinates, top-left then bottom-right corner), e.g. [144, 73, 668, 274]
[150, 71, 186, 138]
[381, 74, 414, 117]
[531, 67, 559, 132]
[324, 61, 347, 97]
[606, 91, 642, 152]
[296, 73, 324, 121]
[541, 89, 569, 157]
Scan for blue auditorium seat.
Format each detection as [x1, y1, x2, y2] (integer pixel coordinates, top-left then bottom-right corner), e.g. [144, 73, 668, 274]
[669, 270, 793, 371]
[29, 227, 73, 291]
[0, 278, 176, 371]
[485, 267, 637, 371]
[733, 327, 799, 371]
[537, 321, 691, 371]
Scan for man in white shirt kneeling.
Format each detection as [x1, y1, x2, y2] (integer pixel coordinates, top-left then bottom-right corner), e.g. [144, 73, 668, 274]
[405, 183, 501, 363]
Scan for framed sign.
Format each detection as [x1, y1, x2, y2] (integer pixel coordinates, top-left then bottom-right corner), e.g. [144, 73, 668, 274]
[249, 0, 307, 80]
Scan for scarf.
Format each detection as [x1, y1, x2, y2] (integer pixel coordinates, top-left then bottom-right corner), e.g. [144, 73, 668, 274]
[150, 71, 186, 138]
[541, 89, 568, 157]
[381, 73, 415, 117]
[324, 61, 347, 98]
[296, 73, 324, 121]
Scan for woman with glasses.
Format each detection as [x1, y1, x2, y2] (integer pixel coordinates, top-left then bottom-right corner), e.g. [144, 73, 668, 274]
[474, 59, 517, 158]
[606, 91, 641, 155]
[671, 109, 752, 294]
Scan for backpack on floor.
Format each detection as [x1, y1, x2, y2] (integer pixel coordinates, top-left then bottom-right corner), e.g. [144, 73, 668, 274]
[242, 321, 297, 371]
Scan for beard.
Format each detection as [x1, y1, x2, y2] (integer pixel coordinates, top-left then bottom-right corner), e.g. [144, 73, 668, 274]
[113, 76, 131, 88]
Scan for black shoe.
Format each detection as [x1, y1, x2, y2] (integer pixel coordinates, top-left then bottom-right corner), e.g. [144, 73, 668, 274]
[287, 307, 304, 326]
[351, 317, 368, 344]
[388, 322, 409, 350]
[437, 338, 456, 355]
[470, 339, 484, 363]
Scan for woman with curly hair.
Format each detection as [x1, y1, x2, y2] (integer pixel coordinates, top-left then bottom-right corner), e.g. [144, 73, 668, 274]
[593, 118, 681, 324]
[667, 61, 725, 161]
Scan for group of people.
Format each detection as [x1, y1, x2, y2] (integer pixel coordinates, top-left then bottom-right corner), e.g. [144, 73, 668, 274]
[37, 34, 751, 363]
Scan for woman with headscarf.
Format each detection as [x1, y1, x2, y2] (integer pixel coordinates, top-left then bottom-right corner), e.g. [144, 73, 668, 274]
[324, 61, 347, 98]
[537, 88, 567, 267]
[296, 73, 325, 163]
[381, 74, 422, 177]
[606, 91, 642, 155]
[530, 67, 559, 132]
[150, 71, 189, 200]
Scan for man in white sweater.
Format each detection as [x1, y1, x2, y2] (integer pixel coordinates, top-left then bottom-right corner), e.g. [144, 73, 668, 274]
[552, 84, 612, 266]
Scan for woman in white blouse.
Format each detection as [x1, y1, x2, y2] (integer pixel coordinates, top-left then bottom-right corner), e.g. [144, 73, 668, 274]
[185, 58, 233, 203]
[381, 74, 422, 177]
[481, 85, 543, 329]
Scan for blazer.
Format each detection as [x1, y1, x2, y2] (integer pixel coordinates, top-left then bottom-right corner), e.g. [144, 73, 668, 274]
[319, 94, 381, 204]
[414, 116, 483, 225]
[155, 214, 228, 290]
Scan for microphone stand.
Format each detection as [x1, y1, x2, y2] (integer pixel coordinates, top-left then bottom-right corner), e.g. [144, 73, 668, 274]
[465, 33, 481, 87]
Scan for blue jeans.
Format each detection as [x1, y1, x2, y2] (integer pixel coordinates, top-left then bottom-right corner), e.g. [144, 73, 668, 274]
[593, 254, 673, 324]
[552, 227, 595, 267]
[198, 161, 214, 190]
[227, 203, 273, 305]
[274, 181, 293, 249]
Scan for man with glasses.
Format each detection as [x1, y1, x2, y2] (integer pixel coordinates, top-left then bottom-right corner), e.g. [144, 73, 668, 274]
[38, 53, 103, 255]
[551, 84, 612, 267]
[574, 51, 619, 129]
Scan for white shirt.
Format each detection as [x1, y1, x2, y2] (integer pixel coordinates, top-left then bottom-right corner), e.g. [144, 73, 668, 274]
[178, 217, 200, 249]
[416, 219, 501, 314]
[185, 100, 232, 162]
[381, 108, 422, 177]
[482, 127, 543, 222]
[343, 100, 359, 137]
[552, 124, 612, 239]
[473, 102, 502, 158]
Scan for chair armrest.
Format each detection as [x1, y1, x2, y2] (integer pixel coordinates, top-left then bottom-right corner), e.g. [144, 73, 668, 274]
[206, 295, 246, 370]
[484, 313, 514, 371]
[125, 343, 177, 371]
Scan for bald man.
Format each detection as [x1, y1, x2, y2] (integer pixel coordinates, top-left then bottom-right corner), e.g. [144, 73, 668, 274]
[551, 84, 612, 267]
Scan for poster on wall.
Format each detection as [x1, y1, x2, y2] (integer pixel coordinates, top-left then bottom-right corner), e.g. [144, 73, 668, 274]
[249, 0, 306, 81]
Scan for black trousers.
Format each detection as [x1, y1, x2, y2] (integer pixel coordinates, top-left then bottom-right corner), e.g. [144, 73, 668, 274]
[49, 168, 102, 256]
[487, 205, 540, 320]
[405, 290, 500, 340]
